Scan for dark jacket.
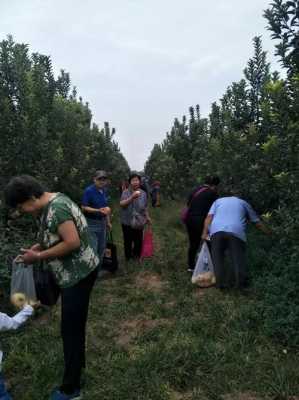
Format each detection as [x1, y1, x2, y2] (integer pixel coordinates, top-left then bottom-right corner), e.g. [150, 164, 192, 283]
[187, 185, 218, 219]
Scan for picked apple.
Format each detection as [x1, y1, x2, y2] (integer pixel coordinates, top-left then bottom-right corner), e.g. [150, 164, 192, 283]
[99, 207, 111, 216]
[11, 292, 27, 309]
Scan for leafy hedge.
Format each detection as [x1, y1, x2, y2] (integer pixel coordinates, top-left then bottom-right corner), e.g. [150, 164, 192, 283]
[145, 0, 299, 346]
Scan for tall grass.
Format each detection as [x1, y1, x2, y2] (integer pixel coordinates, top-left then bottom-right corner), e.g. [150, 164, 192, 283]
[1, 202, 298, 399]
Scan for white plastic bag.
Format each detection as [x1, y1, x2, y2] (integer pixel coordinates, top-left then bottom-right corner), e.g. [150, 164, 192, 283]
[192, 242, 216, 288]
[10, 260, 37, 301]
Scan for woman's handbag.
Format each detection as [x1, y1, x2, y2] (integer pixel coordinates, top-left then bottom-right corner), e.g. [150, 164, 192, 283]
[180, 186, 209, 224]
[33, 262, 60, 306]
[140, 227, 154, 259]
[131, 208, 147, 230]
[34, 202, 60, 306]
[101, 231, 118, 273]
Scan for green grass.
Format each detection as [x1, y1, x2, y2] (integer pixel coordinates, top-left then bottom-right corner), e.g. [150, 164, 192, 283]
[2, 202, 299, 399]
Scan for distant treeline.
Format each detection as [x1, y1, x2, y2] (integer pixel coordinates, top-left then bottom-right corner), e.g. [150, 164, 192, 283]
[0, 35, 130, 202]
[0, 34, 130, 288]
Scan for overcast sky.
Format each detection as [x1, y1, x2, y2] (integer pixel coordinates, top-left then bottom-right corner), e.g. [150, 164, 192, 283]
[1, 0, 280, 170]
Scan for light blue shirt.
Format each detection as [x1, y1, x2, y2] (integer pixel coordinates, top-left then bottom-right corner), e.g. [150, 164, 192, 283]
[208, 197, 260, 242]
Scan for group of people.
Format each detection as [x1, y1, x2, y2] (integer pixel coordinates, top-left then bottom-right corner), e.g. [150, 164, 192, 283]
[82, 170, 152, 264]
[0, 172, 270, 399]
[184, 176, 270, 289]
[0, 171, 152, 400]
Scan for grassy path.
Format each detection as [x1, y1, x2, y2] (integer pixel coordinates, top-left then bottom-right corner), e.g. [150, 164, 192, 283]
[4, 203, 299, 399]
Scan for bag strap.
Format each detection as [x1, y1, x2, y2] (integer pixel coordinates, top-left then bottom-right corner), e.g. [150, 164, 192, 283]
[37, 203, 51, 244]
[144, 223, 152, 232]
[107, 230, 114, 243]
[39, 193, 60, 233]
[188, 186, 209, 207]
[37, 194, 60, 270]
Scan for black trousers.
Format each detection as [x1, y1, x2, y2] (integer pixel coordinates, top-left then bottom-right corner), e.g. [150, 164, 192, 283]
[211, 231, 247, 288]
[122, 224, 143, 260]
[186, 216, 205, 269]
[151, 192, 157, 207]
[60, 267, 98, 394]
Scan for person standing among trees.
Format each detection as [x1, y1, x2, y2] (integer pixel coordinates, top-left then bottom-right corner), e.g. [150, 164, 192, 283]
[151, 180, 161, 207]
[4, 175, 99, 400]
[81, 170, 112, 267]
[140, 175, 151, 199]
[185, 176, 220, 272]
[201, 193, 270, 289]
[120, 173, 151, 261]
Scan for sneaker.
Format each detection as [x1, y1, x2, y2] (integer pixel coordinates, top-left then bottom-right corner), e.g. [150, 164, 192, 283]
[50, 389, 81, 400]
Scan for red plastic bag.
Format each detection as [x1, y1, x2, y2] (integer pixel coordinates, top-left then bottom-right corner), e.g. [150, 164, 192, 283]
[141, 228, 154, 259]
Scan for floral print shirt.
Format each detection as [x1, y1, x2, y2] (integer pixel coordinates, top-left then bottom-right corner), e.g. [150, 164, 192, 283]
[38, 193, 99, 288]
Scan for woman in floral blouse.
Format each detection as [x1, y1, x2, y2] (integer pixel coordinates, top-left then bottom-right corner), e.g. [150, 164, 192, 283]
[4, 175, 99, 400]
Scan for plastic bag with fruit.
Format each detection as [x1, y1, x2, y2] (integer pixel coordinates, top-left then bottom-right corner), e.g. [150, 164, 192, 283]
[10, 259, 37, 307]
[191, 241, 216, 288]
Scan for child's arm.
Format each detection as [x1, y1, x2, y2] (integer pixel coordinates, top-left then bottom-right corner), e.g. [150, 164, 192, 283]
[0, 305, 34, 332]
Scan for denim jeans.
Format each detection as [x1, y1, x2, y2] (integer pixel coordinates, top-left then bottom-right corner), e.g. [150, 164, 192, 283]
[86, 218, 107, 264]
[0, 373, 12, 400]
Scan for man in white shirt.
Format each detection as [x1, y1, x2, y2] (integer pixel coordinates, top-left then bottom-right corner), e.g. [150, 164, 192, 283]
[0, 305, 34, 399]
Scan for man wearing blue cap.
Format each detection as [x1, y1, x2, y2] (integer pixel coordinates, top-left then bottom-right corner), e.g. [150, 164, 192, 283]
[82, 170, 111, 265]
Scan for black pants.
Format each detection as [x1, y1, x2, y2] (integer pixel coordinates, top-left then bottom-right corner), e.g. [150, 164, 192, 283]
[151, 192, 157, 207]
[186, 216, 205, 269]
[211, 231, 247, 288]
[122, 224, 143, 260]
[60, 267, 98, 394]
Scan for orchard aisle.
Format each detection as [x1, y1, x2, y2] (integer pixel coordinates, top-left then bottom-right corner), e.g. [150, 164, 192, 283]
[5, 203, 299, 400]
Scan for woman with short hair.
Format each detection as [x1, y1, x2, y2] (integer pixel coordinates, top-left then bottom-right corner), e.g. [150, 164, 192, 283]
[120, 173, 151, 260]
[4, 175, 99, 400]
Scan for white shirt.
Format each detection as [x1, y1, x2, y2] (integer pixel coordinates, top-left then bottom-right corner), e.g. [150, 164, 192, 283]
[0, 305, 33, 370]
